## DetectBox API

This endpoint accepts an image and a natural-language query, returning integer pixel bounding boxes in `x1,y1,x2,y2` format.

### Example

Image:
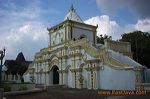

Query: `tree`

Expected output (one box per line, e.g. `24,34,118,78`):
6,60,19,75
120,31,150,68
97,34,112,44
6,61,27,76
17,62,28,76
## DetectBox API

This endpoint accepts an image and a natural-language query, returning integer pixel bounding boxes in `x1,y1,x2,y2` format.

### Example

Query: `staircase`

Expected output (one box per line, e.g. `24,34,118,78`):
48,85,67,89
69,38,100,58
69,38,130,68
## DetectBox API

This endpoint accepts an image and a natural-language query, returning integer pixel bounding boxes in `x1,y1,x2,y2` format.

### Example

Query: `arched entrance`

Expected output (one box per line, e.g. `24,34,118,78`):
52,66,59,84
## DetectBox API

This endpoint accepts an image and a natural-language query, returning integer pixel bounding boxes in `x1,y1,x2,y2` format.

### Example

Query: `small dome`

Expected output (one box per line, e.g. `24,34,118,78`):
64,5,83,23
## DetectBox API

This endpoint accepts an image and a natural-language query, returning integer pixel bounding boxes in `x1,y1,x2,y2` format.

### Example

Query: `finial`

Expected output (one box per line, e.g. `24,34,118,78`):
70,4,75,12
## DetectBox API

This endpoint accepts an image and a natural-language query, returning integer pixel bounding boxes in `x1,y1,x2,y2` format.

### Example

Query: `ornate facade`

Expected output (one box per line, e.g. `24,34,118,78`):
29,5,145,90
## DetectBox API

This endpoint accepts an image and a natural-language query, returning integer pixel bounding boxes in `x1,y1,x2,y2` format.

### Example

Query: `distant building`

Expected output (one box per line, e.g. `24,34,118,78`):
29,5,150,90
2,52,32,82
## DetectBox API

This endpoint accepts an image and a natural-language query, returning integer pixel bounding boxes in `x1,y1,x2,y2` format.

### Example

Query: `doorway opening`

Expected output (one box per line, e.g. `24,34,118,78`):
52,66,59,84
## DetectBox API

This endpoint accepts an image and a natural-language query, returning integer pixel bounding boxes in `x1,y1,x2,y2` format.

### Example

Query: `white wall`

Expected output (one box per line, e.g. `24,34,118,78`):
67,70,73,88
72,27,94,43
23,73,31,82
82,67,88,88
50,28,65,46
99,65,135,90
144,69,150,83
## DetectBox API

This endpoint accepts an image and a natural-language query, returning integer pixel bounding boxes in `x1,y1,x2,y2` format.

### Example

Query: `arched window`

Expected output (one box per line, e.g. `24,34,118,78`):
79,35,87,39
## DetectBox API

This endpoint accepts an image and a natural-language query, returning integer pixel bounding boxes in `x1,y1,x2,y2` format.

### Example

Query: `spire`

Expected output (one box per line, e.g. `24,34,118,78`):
70,4,75,12
64,5,83,23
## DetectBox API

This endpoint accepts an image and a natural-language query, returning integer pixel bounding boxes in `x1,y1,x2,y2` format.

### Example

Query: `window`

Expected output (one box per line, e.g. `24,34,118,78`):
79,35,87,39
53,41,55,45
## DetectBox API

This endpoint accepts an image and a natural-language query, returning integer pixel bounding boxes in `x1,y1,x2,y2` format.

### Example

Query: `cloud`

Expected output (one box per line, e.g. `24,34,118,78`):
135,19,150,32
84,15,150,40
1,22,48,60
1,0,150,61
0,0,59,60
127,0,150,18
96,0,150,18
84,15,122,39
96,0,124,15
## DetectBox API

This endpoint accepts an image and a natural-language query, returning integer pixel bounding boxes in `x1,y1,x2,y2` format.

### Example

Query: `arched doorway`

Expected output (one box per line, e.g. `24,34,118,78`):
52,66,59,84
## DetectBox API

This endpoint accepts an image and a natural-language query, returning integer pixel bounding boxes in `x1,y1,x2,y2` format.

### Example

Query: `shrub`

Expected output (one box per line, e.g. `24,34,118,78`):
18,86,28,91
2,84,11,92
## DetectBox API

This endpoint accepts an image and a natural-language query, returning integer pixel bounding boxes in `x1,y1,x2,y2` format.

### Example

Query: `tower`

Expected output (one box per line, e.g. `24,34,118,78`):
47,5,97,47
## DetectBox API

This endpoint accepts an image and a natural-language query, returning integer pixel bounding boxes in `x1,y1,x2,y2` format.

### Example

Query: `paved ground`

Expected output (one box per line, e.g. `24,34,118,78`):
5,87,150,99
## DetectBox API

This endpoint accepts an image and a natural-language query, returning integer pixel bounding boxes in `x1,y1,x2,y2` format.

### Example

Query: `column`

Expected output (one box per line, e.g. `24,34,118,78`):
46,72,49,86
71,72,75,88
135,67,143,90
93,71,97,89
36,73,38,84
65,72,68,86
91,70,94,89
49,71,53,86
59,72,62,85
62,72,65,85
88,72,91,89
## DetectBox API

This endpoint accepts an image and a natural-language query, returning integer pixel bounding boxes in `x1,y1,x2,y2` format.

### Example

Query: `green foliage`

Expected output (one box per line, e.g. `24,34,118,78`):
120,31,150,68
2,81,16,84
17,63,28,76
97,34,112,44
6,60,19,75
1,84,11,92
5,61,27,77
18,86,28,91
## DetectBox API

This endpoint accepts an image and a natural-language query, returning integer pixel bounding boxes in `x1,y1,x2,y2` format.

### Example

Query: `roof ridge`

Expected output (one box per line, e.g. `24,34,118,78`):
64,5,83,23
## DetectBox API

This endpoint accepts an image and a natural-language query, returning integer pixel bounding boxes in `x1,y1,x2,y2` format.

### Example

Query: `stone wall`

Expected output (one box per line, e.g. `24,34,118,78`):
104,39,132,58
10,83,35,91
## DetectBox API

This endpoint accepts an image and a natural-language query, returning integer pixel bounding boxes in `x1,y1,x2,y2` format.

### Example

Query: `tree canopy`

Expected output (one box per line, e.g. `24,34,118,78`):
5,60,27,76
97,34,112,44
5,52,29,76
97,31,150,68
120,31,150,68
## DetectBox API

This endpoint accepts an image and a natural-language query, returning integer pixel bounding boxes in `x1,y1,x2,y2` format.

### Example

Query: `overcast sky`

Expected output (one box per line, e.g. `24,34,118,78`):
0,0,150,60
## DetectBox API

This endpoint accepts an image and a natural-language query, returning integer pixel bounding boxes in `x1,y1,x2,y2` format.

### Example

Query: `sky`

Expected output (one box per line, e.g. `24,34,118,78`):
0,0,150,60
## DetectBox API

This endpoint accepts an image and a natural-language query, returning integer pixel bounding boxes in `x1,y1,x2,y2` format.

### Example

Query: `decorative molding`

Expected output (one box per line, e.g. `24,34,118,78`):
85,59,100,63
68,53,82,58
85,66,101,71
49,59,59,71
70,68,82,72
58,70,67,73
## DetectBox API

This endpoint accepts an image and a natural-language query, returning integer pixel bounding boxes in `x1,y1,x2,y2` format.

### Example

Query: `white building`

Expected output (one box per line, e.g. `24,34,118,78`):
29,5,148,90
